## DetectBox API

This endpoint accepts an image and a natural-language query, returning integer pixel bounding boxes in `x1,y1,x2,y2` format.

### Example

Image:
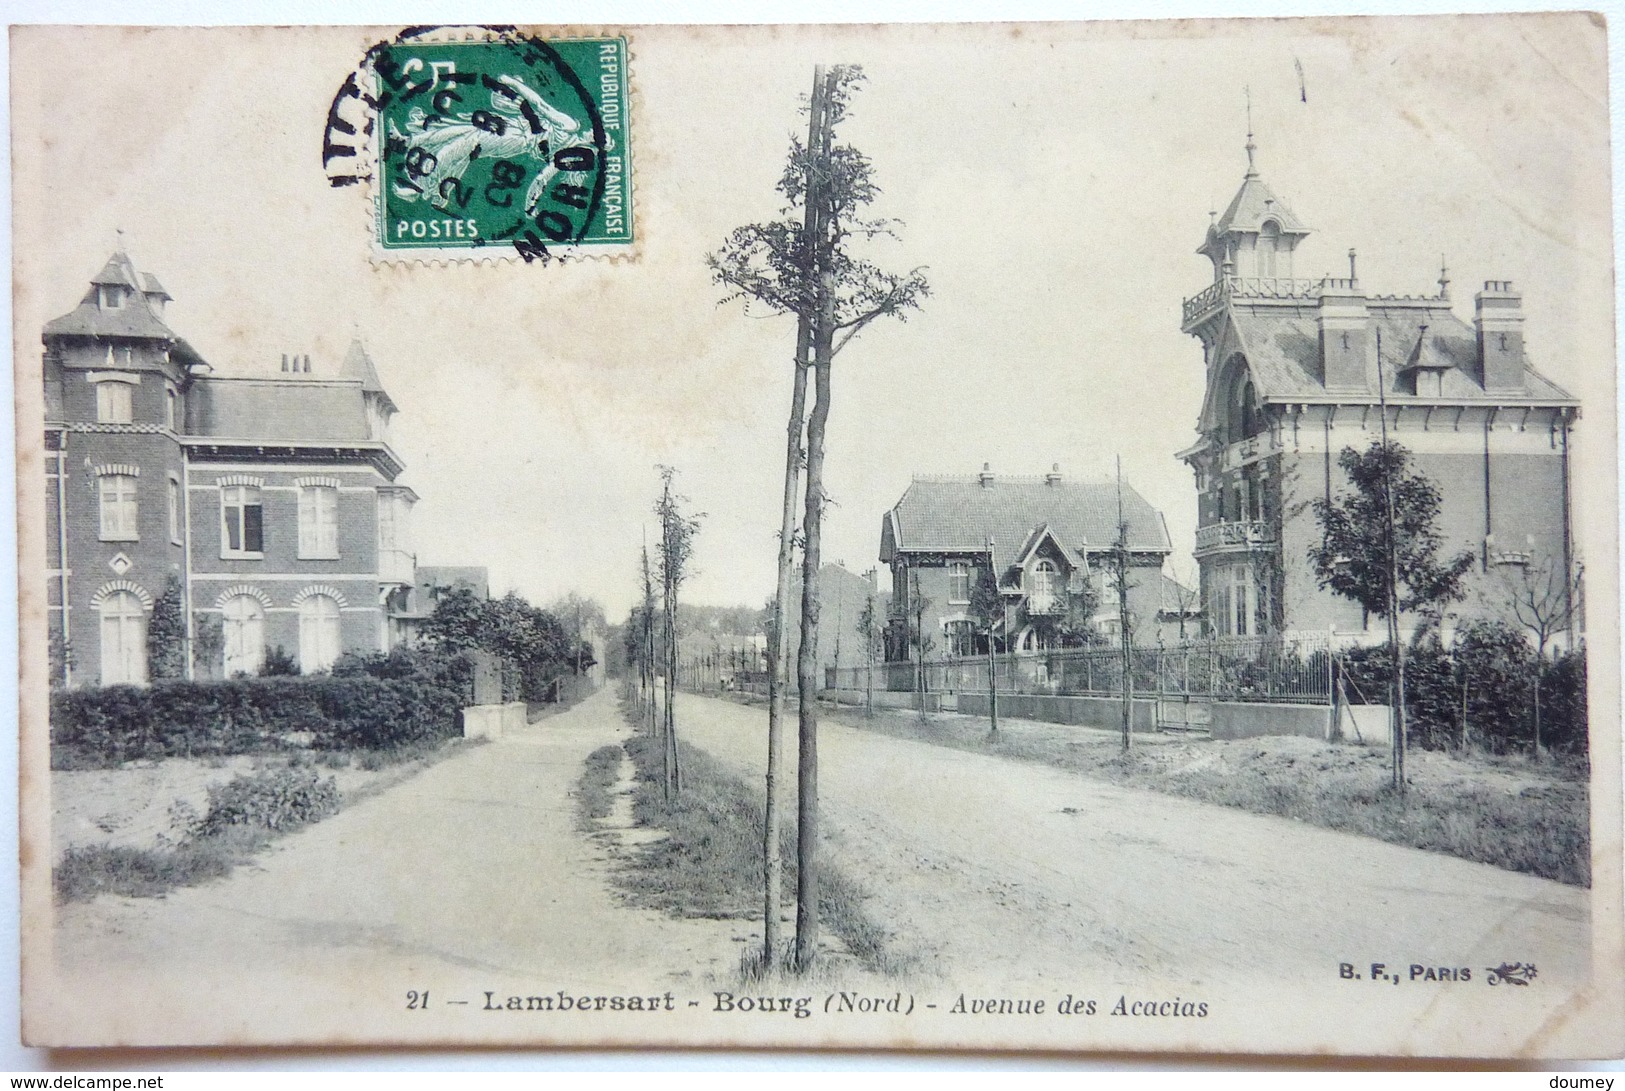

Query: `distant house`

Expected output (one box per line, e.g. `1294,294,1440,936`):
43,250,420,686
392,565,490,646
878,465,1174,661
783,562,884,677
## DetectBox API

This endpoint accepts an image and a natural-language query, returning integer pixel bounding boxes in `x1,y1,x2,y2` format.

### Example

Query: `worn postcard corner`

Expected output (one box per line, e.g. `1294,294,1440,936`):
10,14,1624,1058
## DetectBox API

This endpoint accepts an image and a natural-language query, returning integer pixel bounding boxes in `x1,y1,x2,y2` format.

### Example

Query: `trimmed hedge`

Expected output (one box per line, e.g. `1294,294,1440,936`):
50,674,463,769
1337,622,1588,757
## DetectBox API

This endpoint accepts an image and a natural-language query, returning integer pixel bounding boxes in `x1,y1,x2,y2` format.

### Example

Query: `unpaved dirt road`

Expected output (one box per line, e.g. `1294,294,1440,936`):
33,689,750,1046
674,692,1591,990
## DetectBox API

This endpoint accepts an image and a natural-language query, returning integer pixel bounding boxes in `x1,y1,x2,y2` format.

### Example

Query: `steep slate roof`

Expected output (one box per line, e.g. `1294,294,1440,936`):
187,377,371,442
1226,306,1574,403
1210,174,1309,239
341,339,398,413
44,252,186,342
416,566,490,600
882,476,1172,561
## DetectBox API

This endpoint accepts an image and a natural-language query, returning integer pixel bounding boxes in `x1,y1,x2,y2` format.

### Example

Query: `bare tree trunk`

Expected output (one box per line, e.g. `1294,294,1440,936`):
1532,652,1543,757
987,637,999,737
794,278,835,975
765,339,811,966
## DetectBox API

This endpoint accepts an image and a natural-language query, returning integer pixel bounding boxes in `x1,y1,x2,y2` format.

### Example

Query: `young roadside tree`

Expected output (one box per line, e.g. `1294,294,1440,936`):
654,466,703,800
855,591,881,718
708,64,928,973
639,543,658,735
1308,440,1474,791
909,570,936,726
1496,555,1585,754
1107,467,1138,752
967,562,1005,737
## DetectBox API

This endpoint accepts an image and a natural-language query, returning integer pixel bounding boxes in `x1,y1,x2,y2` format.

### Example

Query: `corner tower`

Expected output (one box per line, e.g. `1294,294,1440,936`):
1177,134,1580,645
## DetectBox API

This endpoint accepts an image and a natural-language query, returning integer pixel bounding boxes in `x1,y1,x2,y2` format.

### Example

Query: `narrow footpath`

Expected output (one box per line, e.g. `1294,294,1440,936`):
34,689,748,1047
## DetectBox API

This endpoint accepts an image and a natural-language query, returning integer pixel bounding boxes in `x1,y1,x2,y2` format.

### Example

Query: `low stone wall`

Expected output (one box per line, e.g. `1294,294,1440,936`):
463,701,529,740
1209,701,1330,741
1335,704,1394,747
820,689,928,711
956,692,1157,732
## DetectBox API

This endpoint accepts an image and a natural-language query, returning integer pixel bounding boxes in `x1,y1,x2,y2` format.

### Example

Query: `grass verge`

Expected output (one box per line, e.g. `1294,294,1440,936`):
576,744,621,828
55,739,472,905
805,697,1590,887
598,702,903,977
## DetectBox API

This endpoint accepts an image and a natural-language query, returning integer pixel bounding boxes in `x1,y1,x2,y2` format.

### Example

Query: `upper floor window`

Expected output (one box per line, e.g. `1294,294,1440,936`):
298,485,339,558
947,562,971,604
96,380,133,424
98,285,125,310
1030,559,1058,606
98,474,138,541
165,386,178,430
377,493,397,550
221,485,264,556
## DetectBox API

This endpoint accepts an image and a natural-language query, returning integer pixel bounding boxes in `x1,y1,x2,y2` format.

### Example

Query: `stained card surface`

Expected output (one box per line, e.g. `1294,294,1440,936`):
12,17,1621,1056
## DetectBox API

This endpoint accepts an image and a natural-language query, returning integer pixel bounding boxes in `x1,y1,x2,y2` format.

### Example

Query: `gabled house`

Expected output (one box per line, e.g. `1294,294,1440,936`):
878,465,1174,661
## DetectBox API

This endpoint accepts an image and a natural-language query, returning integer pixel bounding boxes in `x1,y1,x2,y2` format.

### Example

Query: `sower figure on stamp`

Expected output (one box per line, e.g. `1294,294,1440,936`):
390,73,611,218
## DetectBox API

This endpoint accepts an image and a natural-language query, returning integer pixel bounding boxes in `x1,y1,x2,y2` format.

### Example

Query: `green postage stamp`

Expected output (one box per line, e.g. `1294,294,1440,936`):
354,32,633,260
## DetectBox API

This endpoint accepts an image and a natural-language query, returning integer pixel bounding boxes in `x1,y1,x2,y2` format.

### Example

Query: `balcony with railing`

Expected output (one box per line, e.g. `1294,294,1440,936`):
379,547,415,587
1193,520,1276,558
1025,596,1064,616
1181,275,1327,328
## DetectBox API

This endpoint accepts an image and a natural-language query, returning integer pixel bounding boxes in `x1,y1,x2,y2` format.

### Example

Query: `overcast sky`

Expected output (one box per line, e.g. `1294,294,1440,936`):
11,15,1613,619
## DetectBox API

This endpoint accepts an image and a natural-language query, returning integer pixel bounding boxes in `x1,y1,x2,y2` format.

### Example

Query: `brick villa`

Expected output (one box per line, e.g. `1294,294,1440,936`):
43,251,421,686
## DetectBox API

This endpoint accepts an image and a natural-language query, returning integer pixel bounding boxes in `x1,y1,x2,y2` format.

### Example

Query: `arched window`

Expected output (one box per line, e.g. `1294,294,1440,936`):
298,593,341,673
99,590,147,685
1030,560,1058,610
222,594,266,677
1224,360,1261,445
1258,220,1280,279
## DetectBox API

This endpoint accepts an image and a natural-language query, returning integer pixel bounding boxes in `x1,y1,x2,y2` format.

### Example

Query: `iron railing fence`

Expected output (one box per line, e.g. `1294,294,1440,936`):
823,633,1334,705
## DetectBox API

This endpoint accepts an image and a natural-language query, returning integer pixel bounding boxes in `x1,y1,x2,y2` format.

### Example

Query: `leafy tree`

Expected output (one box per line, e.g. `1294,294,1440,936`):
147,575,187,681
709,64,927,973
551,592,607,677
1309,440,1473,789
420,588,489,654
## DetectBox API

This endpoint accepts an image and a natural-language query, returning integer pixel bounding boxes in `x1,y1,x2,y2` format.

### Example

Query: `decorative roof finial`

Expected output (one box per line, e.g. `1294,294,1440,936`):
1438,255,1450,300
1244,85,1257,178
115,227,126,253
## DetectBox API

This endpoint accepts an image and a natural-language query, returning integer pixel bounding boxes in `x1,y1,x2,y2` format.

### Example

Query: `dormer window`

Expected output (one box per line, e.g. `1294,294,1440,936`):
1257,221,1281,278
99,285,125,310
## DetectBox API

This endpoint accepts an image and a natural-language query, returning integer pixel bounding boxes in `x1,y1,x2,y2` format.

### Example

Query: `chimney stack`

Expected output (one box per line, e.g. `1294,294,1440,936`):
281,353,289,372
979,462,995,488
1475,280,1525,394
1045,463,1063,486
1318,274,1373,392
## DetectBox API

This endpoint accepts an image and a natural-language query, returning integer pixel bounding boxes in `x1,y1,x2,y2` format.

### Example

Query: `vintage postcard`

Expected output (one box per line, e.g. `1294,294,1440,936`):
12,16,1622,1057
